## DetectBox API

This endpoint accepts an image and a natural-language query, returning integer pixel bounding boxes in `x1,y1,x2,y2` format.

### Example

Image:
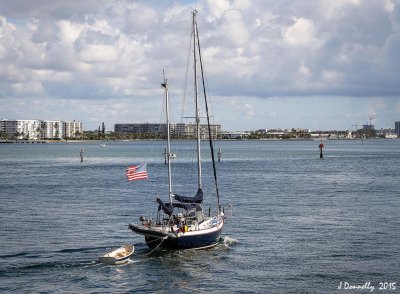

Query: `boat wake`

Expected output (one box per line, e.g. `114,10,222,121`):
220,236,238,248
0,245,136,275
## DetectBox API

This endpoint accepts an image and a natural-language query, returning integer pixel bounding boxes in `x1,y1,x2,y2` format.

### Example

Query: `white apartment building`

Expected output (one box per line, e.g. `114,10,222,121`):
64,120,83,138
43,120,64,139
175,123,221,140
0,119,82,140
0,119,42,140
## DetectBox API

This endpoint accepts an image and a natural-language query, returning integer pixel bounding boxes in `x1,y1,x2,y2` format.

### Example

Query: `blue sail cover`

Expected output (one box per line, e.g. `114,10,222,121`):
174,189,203,204
173,203,196,210
156,197,174,215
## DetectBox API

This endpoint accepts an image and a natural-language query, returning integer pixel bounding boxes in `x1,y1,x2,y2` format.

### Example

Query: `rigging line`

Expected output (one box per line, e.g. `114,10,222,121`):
139,94,163,165
176,23,195,195
154,91,167,196
181,22,193,122
166,74,176,198
146,81,169,198
162,70,177,198
204,188,216,199
194,16,221,211
202,59,216,125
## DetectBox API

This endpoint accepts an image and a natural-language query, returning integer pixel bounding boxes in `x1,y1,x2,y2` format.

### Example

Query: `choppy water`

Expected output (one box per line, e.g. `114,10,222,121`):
0,140,399,293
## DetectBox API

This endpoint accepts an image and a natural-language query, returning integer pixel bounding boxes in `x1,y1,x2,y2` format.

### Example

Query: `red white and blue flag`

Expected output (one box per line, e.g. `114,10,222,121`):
126,163,148,182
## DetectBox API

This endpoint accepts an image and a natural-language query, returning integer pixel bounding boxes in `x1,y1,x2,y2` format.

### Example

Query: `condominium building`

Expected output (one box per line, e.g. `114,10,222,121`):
114,123,171,135
0,119,42,140
64,120,83,138
0,119,82,140
115,122,221,139
175,123,221,139
44,120,64,139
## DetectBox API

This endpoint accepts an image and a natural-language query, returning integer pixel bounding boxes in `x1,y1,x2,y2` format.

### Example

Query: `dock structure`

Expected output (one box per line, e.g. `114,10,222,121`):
0,140,47,143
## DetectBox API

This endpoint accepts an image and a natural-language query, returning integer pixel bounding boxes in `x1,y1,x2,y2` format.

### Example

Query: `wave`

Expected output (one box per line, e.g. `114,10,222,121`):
0,252,28,259
58,246,110,254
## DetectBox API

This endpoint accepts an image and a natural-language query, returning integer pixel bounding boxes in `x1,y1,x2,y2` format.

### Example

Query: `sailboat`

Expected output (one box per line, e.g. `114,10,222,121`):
129,10,224,250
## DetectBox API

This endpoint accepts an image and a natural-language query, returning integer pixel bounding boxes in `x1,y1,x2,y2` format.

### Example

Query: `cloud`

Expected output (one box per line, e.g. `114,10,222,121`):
284,18,317,47
0,0,399,130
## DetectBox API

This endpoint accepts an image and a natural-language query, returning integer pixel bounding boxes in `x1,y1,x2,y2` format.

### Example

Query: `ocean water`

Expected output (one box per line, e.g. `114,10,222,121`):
0,140,399,293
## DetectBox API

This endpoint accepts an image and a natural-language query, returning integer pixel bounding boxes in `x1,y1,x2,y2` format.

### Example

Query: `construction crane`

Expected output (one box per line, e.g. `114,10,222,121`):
369,115,376,128
352,124,360,130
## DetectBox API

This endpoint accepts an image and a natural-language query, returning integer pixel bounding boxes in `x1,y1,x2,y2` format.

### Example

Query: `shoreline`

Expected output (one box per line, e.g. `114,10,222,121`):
1,137,397,144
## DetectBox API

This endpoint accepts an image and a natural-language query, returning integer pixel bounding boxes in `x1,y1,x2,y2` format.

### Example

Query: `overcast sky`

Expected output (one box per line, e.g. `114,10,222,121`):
1,0,400,131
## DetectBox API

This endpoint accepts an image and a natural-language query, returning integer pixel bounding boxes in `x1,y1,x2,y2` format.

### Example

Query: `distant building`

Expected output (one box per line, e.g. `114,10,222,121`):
64,120,83,138
0,119,82,140
114,122,221,139
363,124,375,130
114,123,171,135
175,123,221,140
220,131,247,139
377,128,397,139
395,121,400,137
0,119,42,140
43,120,64,139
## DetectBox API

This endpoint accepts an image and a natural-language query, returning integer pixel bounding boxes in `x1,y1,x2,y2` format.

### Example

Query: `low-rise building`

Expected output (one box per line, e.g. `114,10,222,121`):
377,128,398,139
0,119,82,140
115,122,221,139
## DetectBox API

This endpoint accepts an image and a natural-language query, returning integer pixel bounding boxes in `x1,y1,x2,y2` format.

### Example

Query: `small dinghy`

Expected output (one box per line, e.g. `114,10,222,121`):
99,244,134,265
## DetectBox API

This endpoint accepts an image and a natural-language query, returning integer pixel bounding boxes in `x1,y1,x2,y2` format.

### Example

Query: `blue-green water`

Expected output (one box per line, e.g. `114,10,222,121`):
0,140,399,293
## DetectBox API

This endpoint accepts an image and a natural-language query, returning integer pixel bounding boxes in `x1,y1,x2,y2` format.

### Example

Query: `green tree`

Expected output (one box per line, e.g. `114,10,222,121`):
54,122,60,139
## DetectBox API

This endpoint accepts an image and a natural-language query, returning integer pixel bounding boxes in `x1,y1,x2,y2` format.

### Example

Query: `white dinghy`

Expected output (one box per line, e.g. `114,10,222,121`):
99,244,134,265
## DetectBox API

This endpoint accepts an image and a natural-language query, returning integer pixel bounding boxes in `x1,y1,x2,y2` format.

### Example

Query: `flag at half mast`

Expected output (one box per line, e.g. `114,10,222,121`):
126,163,148,181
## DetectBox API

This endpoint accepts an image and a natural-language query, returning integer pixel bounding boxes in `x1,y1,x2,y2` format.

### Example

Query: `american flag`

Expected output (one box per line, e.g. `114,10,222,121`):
126,163,148,181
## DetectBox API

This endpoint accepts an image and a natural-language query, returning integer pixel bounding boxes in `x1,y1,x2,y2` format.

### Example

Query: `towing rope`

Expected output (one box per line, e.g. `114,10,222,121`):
144,236,168,256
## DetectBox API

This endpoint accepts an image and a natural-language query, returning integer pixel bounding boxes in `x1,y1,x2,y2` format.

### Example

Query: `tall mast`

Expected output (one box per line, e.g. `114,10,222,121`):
193,10,202,191
162,71,173,203
195,19,221,212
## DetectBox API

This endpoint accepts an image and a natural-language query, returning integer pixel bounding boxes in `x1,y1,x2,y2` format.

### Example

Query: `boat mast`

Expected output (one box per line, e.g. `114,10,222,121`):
195,12,221,212
162,71,173,203
193,10,202,191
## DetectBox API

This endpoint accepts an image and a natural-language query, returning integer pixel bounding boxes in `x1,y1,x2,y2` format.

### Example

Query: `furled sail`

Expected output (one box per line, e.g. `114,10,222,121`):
173,189,203,204
156,197,174,215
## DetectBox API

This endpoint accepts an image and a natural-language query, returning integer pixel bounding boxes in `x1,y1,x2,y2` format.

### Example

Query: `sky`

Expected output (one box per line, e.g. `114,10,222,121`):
1,0,400,131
